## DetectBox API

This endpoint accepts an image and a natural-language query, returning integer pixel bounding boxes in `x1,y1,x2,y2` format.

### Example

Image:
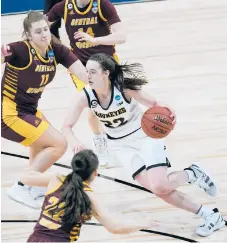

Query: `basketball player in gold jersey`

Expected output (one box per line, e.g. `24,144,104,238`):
19,150,178,242
1,11,89,209
46,0,125,166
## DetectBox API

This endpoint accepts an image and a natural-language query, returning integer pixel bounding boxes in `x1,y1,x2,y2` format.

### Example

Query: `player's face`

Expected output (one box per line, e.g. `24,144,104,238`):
29,20,51,48
86,60,109,89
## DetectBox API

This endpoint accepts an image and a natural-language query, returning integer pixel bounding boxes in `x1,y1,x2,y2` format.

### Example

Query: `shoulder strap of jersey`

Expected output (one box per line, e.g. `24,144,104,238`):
46,175,65,196
83,86,97,108
97,0,107,22
83,182,93,192
64,0,70,23
22,41,33,68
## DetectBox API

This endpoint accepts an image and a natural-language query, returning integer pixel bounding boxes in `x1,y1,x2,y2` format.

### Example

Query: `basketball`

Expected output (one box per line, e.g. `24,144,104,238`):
141,106,174,139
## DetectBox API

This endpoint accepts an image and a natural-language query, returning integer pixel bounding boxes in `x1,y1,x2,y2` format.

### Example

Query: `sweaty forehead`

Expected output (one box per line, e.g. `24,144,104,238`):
86,60,102,70
30,20,48,31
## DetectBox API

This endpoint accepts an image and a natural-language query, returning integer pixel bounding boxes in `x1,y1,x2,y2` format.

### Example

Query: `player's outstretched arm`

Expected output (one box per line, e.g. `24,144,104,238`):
87,191,164,234
62,91,88,154
68,59,88,84
126,89,176,124
125,89,158,108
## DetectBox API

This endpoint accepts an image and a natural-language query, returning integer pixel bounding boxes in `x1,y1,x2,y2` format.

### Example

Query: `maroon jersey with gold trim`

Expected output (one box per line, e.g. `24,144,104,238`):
28,179,93,242
47,0,121,64
1,41,77,114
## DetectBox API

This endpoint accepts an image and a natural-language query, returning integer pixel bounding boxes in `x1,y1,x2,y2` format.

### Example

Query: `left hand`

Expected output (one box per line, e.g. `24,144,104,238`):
74,32,97,45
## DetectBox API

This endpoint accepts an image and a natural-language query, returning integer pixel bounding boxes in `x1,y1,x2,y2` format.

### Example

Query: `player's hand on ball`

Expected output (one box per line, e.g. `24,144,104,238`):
163,105,176,126
74,32,97,45
156,103,176,126
142,106,175,138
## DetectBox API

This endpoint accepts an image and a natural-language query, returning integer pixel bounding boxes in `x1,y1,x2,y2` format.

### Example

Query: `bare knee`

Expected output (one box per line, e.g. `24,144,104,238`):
46,135,68,159
150,182,172,196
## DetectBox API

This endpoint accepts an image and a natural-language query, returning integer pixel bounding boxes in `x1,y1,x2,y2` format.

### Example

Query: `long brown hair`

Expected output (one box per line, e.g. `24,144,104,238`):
89,53,149,92
50,150,99,225
22,11,61,44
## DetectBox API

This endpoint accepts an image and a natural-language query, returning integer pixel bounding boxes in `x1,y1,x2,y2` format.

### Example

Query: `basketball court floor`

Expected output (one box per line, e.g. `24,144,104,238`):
1,0,227,241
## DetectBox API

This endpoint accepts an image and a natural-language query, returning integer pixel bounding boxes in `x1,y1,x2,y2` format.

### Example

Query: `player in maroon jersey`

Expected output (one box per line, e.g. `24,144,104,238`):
19,150,177,242
1,11,88,209
46,0,125,167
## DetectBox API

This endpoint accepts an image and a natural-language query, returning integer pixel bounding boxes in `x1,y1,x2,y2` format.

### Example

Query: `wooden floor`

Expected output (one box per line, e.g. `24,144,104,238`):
1,0,227,242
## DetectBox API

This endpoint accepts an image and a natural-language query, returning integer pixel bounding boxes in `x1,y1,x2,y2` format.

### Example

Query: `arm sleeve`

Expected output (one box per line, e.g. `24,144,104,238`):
100,0,121,25
53,43,79,68
46,0,65,22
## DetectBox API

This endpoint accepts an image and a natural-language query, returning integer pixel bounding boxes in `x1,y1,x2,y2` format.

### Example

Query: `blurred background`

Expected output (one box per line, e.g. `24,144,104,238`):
1,0,157,15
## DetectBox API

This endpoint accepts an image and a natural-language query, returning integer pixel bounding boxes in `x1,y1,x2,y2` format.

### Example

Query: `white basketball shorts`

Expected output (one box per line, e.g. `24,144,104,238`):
108,128,170,179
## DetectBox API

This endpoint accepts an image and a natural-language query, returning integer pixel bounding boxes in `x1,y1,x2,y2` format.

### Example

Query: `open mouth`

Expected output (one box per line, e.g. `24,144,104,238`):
88,81,93,85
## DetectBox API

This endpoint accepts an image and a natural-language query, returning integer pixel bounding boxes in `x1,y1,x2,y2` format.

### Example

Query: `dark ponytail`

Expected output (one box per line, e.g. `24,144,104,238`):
89,53,148,92
50,150,99,225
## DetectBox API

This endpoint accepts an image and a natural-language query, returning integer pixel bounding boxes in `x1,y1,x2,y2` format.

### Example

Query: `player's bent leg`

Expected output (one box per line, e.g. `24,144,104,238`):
29,125,67,173
135,168,201,213
156,187,225,235
8,119,67,209
146,166,173,195
26,111,55,200
135,168,226,237
145,166,201,212
139,137,211,194
28,146,47,200
8,127,67,209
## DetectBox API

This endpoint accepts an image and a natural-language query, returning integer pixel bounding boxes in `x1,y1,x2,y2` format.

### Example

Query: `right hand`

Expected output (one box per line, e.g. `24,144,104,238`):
71,139,85,154
1,45,12,58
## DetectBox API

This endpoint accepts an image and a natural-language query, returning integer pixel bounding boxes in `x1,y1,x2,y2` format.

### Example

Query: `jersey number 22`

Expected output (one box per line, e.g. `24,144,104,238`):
100,117,127,128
